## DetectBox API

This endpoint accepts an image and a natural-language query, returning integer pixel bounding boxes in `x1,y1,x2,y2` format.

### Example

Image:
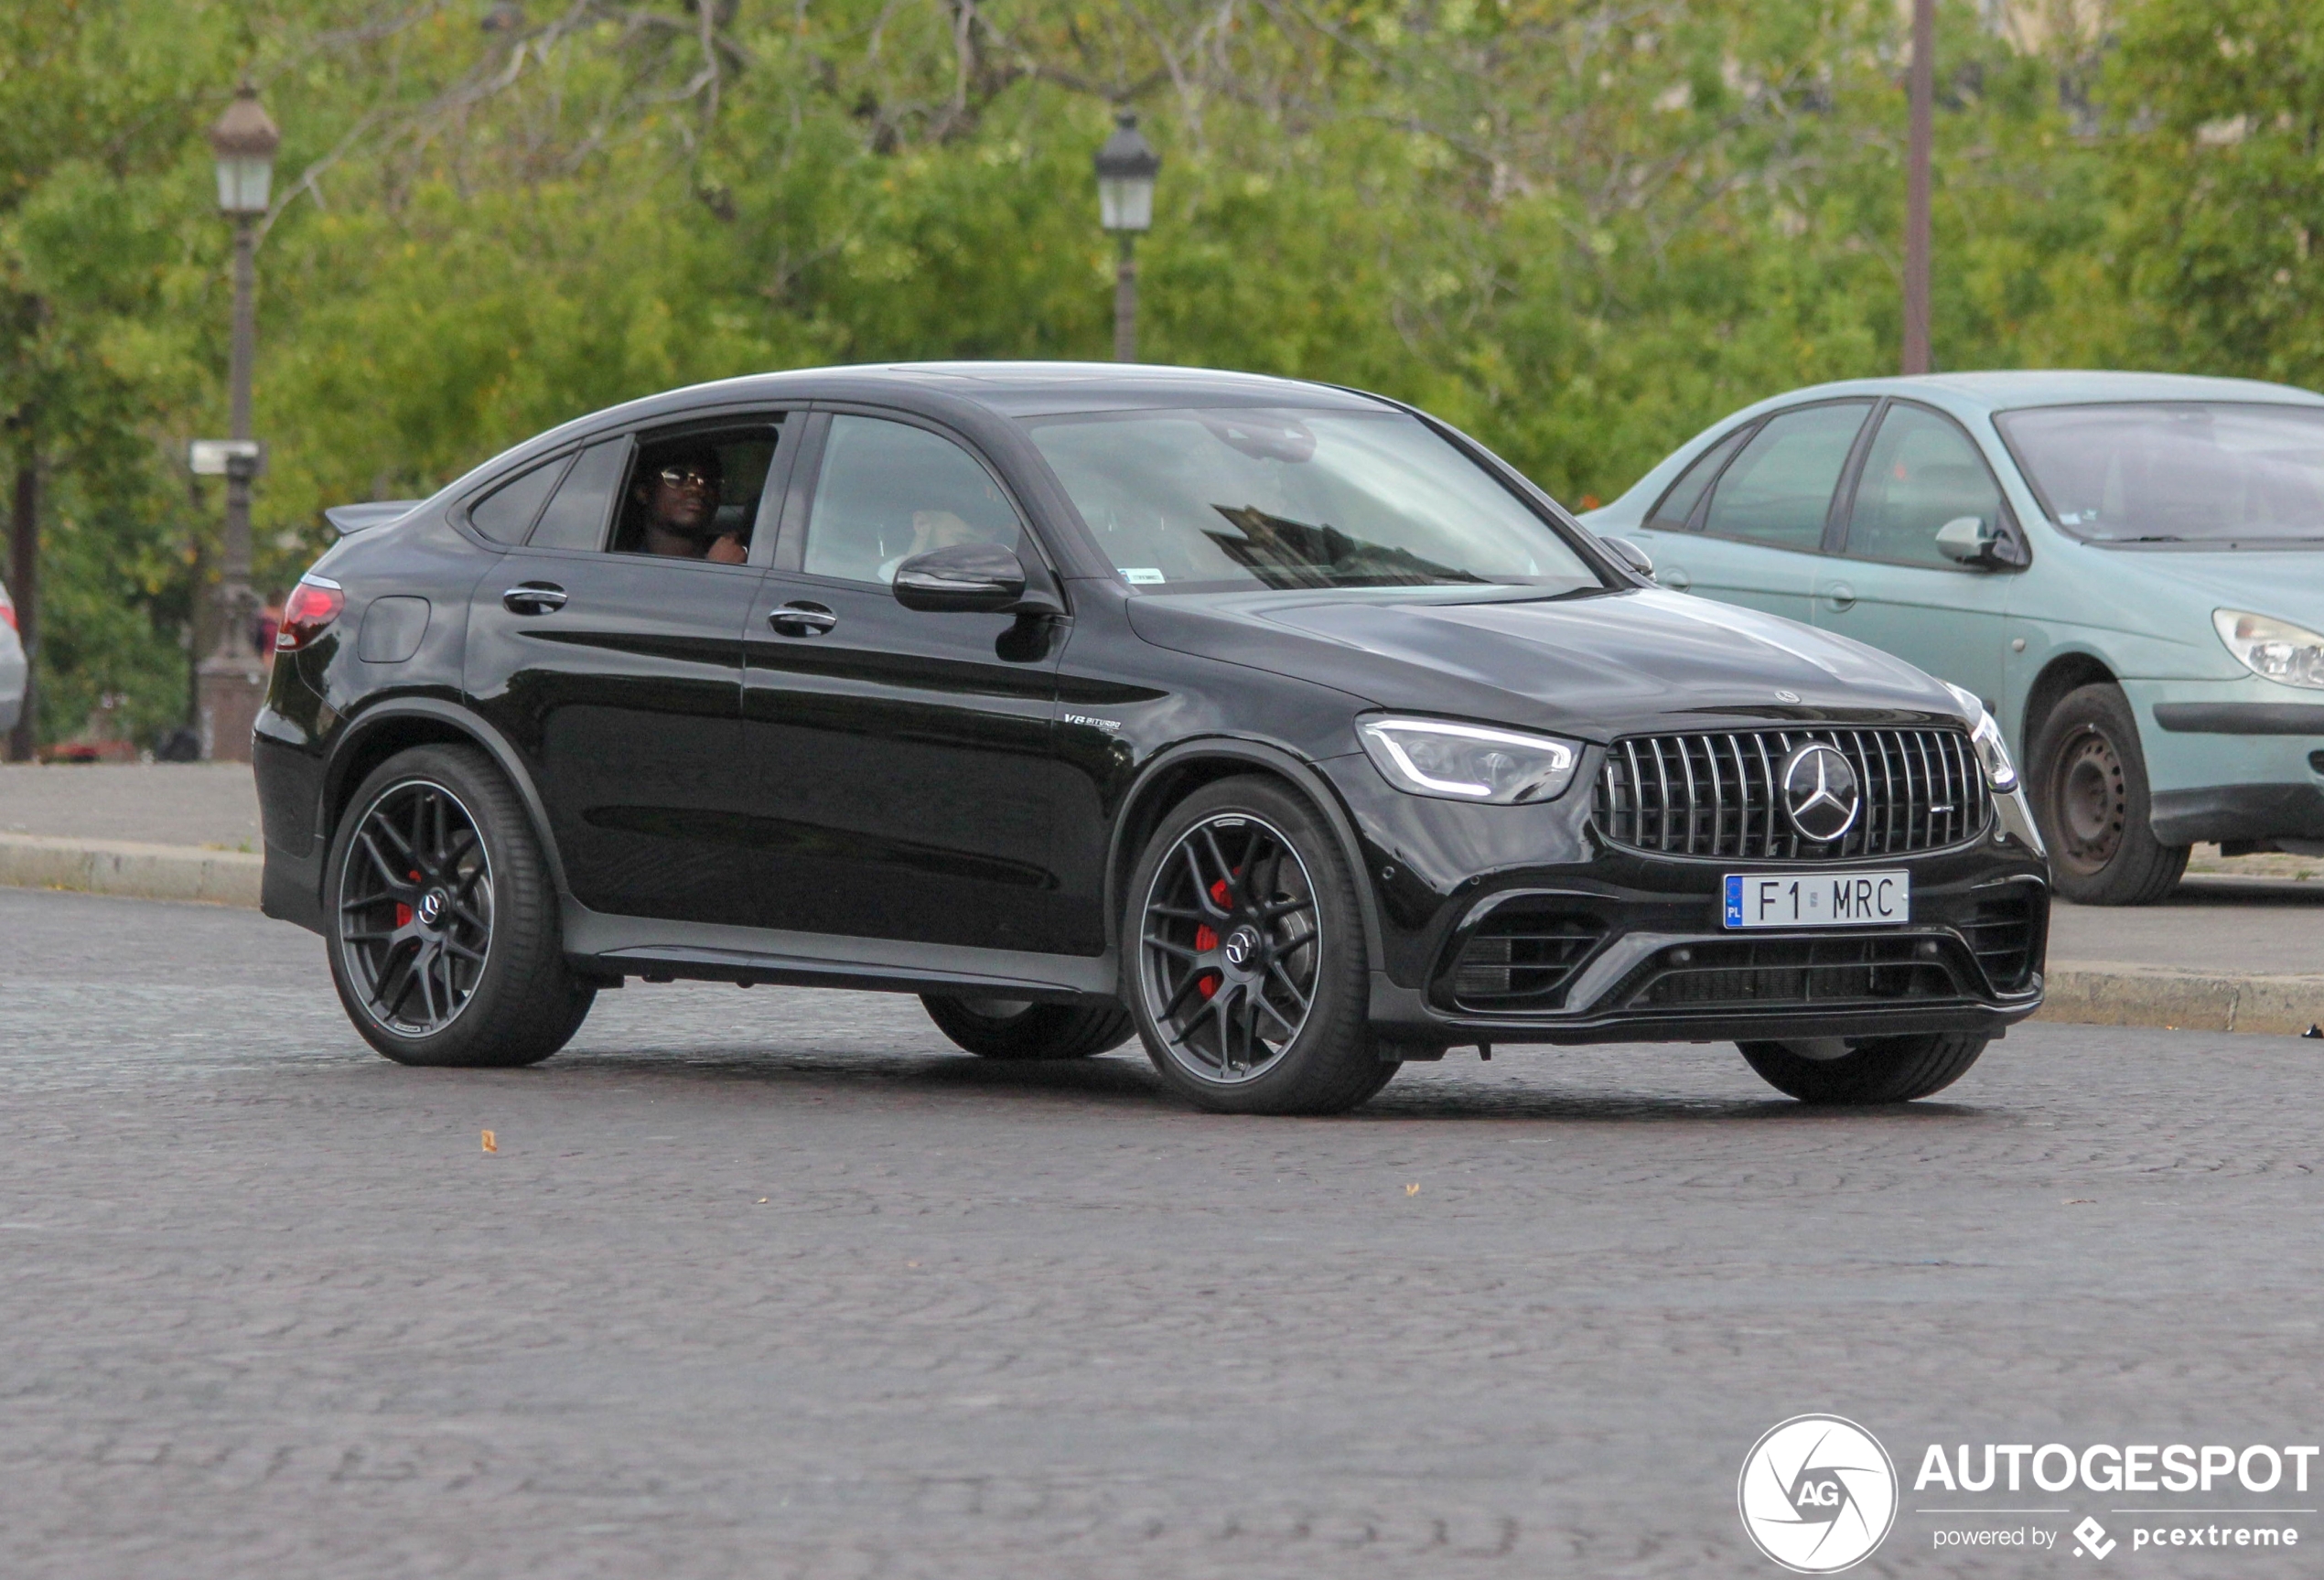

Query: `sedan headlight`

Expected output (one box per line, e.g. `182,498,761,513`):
2214,609,2324,690
1943,683,2018,791
1358,716,1581,804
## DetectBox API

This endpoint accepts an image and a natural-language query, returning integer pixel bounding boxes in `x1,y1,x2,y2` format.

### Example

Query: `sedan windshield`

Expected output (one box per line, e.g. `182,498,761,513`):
1996,402,2324,543
1022,406,1603,593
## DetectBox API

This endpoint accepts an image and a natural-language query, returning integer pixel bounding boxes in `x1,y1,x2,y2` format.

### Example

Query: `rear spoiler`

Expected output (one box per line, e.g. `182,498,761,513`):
323,500,424,536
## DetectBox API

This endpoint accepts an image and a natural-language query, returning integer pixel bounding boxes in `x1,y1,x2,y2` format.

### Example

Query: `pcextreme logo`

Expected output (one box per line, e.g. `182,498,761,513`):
1738,1415,1899,1574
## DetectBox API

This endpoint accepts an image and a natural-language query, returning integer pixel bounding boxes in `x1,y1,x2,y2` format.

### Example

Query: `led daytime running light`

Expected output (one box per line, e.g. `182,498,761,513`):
1358,717,1580,804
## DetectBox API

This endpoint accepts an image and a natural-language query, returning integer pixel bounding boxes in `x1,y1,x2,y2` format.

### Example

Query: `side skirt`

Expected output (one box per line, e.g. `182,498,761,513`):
562,902,1119,1002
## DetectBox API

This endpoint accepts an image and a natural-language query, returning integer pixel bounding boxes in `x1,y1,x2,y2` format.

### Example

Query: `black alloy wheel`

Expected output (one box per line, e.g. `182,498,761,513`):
1126,778,1395,1115
338,779,493,1037
2030,682,2188,905
920,994,1135,1060
1737,1032,1989,1104
326,744,595,1068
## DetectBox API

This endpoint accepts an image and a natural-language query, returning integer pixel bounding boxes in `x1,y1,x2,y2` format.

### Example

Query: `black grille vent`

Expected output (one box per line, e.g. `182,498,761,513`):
1447,907,1605,1011
1612,936,1965,1011
1962,891,2039,993
1595,726,1989,860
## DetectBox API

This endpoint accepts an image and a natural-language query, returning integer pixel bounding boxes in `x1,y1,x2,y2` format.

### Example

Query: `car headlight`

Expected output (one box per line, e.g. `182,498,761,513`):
1358,716,1581,804
2214,609,2324,690
1942,683,2018,792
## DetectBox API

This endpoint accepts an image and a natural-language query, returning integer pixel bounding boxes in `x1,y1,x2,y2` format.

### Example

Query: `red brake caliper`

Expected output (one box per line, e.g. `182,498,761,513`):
1193,876,1233,998
395,869,419,929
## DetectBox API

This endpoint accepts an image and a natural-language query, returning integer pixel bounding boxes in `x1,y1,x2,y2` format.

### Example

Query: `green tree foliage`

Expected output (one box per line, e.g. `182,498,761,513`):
0,0,2292,748
2106,0,2324,382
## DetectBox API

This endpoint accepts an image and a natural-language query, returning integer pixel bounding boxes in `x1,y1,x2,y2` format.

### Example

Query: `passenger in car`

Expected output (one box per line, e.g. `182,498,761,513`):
633,446,747,563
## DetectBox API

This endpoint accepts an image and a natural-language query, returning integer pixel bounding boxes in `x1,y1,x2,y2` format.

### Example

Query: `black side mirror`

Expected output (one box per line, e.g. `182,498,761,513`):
892,542,1056,615
1600,534,1655,581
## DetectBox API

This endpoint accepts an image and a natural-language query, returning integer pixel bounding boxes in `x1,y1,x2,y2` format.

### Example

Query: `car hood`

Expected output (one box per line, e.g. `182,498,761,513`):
1126,586,1966,740
2107,546,2324,624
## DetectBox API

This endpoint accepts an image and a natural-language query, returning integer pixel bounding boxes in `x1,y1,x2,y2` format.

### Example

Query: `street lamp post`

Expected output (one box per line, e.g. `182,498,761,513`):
1900,0,1934,375
198,84,279,762
1094,113,1159,363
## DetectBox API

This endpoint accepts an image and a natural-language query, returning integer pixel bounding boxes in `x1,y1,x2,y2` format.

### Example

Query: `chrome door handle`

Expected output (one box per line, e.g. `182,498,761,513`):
502,584,567,615
769,601,837,637
1822,581,1856,612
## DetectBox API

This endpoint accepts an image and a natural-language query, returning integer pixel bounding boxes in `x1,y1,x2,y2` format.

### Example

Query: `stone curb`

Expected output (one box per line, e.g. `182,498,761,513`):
4,836,2319,1037
2035,962,2324,1038
0,833,264,909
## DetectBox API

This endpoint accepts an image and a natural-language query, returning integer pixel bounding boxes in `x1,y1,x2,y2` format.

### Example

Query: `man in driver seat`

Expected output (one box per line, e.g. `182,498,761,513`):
634,445,747,563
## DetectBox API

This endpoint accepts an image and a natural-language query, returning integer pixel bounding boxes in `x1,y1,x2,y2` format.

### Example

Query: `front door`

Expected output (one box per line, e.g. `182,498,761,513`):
1813,401,2020,709
738,412,1071,951
464,420,789,925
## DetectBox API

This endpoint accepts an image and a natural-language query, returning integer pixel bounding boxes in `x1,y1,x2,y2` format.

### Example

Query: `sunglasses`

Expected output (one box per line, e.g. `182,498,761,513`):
657,465,716,489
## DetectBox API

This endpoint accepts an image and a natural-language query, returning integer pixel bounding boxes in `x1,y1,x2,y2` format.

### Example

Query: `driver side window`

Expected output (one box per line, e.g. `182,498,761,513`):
802,415,1023,585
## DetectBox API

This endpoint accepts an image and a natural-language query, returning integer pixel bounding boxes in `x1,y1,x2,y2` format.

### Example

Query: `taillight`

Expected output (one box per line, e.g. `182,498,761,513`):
278,575,345,650
0,601,15,634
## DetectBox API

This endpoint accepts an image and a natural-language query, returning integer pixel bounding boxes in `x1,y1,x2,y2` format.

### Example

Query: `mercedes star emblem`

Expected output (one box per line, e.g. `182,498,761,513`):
1780,743,1861,844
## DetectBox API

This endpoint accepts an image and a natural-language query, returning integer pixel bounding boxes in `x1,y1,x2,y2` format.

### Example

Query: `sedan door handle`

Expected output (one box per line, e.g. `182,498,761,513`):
502,583,567,616
1821,581,1856,612
769,600,837,638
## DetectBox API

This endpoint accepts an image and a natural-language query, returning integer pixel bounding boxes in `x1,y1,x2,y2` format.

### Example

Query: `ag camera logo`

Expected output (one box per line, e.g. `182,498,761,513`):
1738,1414,1899,1573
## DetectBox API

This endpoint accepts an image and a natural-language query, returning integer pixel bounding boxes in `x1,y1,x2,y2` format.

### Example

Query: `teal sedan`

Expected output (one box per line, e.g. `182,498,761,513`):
1582,371,2324,905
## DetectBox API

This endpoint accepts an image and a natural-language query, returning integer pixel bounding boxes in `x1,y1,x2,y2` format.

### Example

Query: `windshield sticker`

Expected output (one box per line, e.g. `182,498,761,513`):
1120,567,1167,585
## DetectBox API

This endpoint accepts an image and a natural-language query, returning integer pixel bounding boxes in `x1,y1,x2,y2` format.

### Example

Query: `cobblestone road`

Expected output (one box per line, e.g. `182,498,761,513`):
5,887,2319,1578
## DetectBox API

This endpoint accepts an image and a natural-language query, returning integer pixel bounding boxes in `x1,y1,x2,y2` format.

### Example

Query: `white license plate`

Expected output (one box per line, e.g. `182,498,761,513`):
1723,870,1910,930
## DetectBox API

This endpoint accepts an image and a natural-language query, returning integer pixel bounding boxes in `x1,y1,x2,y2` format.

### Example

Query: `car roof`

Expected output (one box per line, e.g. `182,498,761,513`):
597,361,1397,424
1584,368,2324,524
425,361,1408,525
1744,369,2324,415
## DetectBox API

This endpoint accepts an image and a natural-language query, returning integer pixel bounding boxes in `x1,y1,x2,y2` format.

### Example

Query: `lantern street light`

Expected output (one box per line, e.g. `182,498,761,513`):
198,83,279,762
1094,112,1160,362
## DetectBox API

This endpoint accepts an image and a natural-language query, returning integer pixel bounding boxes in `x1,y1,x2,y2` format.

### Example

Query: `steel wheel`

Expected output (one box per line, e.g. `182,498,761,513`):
336,779,493,1037
2050,723,2126,877
1137,812,1320,1086
2028,682,2186,905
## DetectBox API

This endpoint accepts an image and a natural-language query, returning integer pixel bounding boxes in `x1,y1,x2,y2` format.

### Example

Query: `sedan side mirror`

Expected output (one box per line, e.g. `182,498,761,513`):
1934,515,2026,569
892,542,1055,615
1600,534,1655,582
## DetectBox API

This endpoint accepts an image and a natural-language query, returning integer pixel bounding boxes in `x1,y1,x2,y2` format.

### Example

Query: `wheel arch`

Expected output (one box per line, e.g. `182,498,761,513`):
320,701,571,900
1103,740,1386,973
2021,650,2118,756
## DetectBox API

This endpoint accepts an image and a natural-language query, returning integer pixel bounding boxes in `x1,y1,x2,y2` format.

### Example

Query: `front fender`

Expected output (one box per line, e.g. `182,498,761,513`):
1103,737,1388,978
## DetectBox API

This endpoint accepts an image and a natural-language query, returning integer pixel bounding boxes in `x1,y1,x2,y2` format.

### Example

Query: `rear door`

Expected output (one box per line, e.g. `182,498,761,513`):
464,417,794,925
1680,400,1875,625
1813,400,2021,707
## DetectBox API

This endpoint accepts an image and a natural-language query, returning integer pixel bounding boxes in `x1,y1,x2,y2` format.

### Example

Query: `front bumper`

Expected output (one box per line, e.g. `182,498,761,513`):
1320,755,2050,1048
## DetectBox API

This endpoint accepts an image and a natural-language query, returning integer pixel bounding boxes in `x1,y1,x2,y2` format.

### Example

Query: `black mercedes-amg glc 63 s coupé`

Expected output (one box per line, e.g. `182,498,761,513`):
253,363,2049,1114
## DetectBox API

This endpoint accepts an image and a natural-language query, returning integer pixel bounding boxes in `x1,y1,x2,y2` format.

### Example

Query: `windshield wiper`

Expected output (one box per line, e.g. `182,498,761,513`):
2097,533,2188,543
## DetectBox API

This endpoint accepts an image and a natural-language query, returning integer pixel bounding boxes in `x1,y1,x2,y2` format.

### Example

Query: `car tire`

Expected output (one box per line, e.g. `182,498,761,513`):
2030,682,2188,905
1737,1033,1988,1104
325,744,594,1068
1124,776,1394,1116
921,994,1135,1060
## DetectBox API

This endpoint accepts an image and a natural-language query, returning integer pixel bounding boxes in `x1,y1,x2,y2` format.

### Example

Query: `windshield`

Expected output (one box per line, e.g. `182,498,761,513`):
1995,402,2324,543
1022,406,1603,593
